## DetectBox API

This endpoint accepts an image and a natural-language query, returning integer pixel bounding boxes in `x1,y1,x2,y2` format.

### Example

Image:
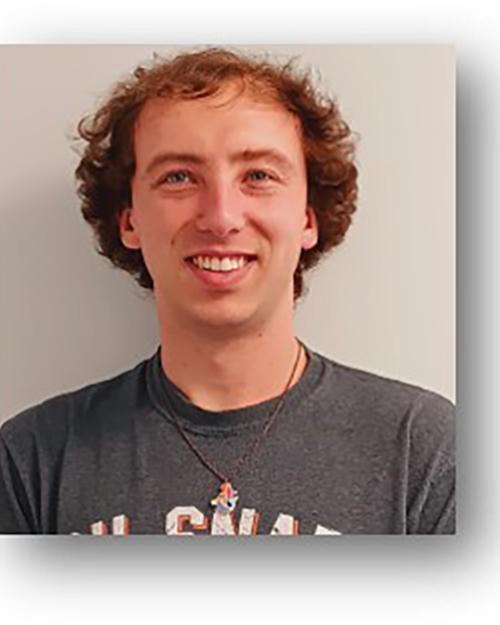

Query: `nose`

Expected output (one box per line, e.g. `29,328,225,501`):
194,177,245,238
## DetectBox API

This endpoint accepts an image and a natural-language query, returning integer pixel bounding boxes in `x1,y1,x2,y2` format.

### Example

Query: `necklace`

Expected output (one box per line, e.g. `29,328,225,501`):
165,339,304,516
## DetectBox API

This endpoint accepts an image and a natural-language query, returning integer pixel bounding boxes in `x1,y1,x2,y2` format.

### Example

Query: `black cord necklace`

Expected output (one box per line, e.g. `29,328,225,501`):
164,339,304,515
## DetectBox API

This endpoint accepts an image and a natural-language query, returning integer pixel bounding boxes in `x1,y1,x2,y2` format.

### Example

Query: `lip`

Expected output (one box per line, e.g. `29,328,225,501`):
185,257,256,290
184,250,257,260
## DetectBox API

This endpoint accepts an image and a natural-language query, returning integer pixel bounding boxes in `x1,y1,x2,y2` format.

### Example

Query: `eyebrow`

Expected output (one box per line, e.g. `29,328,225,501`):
144,148,297,176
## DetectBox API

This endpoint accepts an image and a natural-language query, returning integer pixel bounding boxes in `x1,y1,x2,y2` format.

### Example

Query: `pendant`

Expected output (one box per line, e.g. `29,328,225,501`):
210,481,239,514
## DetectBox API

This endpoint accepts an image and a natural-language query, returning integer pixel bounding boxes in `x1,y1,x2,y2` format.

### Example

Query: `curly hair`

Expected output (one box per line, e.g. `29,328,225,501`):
74,47,358,302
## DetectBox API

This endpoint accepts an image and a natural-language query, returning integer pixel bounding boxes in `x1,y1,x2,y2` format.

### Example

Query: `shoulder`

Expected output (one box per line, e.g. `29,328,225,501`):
0,353,154,456
309,350,455,527
308,348,455,443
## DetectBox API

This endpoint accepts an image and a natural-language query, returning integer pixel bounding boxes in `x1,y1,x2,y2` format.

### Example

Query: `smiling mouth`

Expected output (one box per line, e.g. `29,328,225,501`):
183,253,258,289
185,254,258,273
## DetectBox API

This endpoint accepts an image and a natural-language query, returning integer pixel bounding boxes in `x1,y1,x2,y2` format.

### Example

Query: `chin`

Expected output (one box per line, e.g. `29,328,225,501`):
187,299,260,332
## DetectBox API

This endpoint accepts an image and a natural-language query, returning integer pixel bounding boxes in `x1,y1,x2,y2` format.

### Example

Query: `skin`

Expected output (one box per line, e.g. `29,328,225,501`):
119,83,318,411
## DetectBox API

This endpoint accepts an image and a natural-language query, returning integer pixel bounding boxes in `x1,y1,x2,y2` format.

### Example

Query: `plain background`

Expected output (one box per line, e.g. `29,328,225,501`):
0,44,455,424
0,0,498,624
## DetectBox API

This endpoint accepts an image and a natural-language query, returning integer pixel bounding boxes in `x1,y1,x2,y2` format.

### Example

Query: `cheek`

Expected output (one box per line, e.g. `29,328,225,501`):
263,217,306,270
267,196,309,241
132,180,188,232
137,198,191,250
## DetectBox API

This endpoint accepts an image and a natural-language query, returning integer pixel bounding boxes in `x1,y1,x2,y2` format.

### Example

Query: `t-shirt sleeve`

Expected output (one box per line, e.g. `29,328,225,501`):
0,431,37,534
405,391,456,534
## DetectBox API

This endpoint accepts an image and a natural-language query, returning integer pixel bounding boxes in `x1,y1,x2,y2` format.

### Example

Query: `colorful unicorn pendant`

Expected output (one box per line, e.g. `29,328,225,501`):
210,481,239,515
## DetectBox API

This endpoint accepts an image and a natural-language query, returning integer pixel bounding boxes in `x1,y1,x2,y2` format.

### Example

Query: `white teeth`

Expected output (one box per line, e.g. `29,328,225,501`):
190,255,252,272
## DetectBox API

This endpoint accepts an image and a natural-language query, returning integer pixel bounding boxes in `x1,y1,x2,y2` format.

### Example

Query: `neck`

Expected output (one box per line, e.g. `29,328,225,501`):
157,306,307,412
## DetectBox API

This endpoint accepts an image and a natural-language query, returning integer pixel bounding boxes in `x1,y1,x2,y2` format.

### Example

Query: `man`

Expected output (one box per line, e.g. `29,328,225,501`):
0,48,455,535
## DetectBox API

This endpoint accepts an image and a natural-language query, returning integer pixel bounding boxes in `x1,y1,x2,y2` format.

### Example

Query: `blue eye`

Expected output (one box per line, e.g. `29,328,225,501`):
247,170,271,182
161,170,193,185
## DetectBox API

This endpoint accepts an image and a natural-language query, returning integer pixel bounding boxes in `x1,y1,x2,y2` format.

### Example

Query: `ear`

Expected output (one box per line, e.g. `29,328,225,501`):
118,207,141,250
301,205,319,251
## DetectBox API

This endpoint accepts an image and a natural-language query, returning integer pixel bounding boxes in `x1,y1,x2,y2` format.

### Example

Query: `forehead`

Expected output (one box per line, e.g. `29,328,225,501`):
133,85,305,164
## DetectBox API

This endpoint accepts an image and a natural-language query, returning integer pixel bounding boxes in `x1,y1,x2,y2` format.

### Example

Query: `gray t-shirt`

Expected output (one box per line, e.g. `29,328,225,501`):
0,344,455,535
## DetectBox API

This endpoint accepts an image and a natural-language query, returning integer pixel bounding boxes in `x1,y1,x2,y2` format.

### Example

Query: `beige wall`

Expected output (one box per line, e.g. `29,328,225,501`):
0,45,455,423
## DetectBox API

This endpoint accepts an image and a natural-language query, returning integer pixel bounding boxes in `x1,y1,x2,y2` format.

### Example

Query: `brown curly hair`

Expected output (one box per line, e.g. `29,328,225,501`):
75,47,358,302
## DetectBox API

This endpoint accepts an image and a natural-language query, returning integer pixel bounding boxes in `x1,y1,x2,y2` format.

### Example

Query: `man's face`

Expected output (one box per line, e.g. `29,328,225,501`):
119,83,318,334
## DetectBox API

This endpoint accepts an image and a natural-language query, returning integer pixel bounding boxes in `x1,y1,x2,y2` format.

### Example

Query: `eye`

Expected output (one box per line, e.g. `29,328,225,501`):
246,169,273,183
158,170,195,186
